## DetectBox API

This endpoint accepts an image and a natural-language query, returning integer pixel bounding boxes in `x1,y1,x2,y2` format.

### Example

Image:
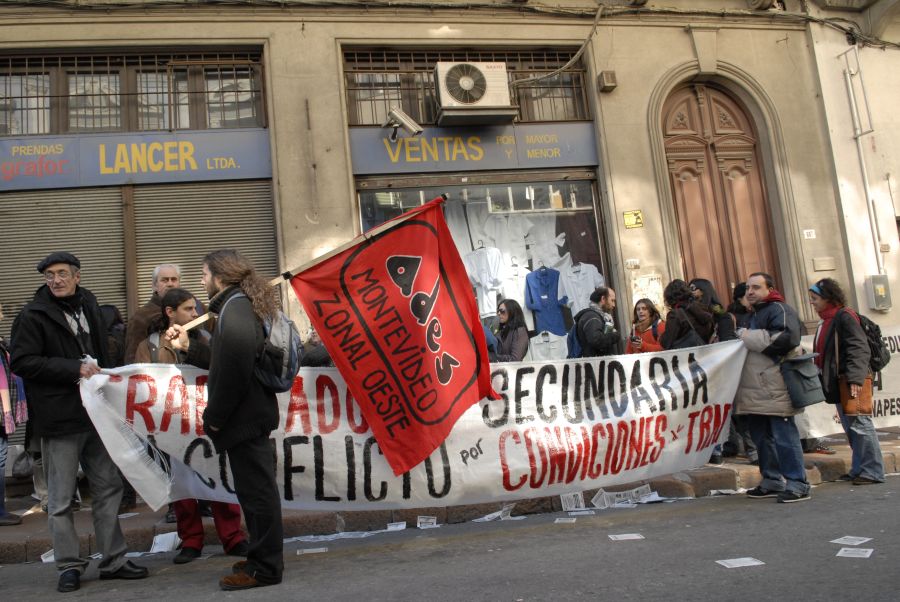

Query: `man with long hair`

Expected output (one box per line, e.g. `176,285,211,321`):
167,249,283,590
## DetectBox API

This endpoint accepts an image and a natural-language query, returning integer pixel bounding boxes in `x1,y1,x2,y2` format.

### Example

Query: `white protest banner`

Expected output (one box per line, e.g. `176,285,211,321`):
799,327,900,438
81,341,747,511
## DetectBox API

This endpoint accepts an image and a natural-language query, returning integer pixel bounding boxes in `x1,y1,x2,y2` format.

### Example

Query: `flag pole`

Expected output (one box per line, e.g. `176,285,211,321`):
178,194,447,332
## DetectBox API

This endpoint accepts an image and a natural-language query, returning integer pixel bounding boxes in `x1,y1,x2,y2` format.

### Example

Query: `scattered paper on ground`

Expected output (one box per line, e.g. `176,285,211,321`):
608,533,644,541
831,536,872,546
837,548,874,558
554,517,577,524
297,547,328,555
89,552,103,559
560,492,585,511
41,549,55,563
149,531,181,553
592,485,661,509
386,522,407,531
716,557,765,568
118,512,139,519
417,516,439,529
568,510,595,516
708,488,748,496
284,531,376,543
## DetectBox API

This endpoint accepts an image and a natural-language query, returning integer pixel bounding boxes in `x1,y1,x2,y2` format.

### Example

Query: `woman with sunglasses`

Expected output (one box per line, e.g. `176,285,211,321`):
626,298,665,354
491,299,529,362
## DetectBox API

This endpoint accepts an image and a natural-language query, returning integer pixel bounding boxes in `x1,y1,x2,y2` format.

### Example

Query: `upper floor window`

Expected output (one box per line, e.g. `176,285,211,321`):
343,48,590,126
0,50,265,136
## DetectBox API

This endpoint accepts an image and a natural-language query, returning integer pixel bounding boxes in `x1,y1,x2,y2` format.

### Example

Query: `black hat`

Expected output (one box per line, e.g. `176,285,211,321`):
37,251,81,273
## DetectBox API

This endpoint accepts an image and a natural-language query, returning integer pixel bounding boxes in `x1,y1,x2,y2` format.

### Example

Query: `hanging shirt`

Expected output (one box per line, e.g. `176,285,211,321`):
484,214,534,267
560,262,605,315
463,246,504,318
499,264,534,330
525,267,568,336
529,331,568,362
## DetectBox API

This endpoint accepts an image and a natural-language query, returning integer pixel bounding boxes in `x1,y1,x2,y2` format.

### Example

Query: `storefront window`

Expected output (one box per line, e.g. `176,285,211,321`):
0,74,50,135
359,177,606,360
68,73,121,131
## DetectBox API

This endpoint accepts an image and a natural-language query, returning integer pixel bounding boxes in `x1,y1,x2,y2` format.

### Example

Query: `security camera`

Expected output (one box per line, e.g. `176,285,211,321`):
382,107,424,141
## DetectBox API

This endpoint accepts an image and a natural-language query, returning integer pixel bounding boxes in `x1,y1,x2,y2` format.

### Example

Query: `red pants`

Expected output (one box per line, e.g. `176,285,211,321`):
173,499,245,552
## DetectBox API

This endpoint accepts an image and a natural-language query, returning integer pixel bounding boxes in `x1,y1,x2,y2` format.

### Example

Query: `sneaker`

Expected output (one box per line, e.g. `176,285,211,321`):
173,546,202,564
777,491,810,503
226,540,249,557
708,453,724,465
852,476,883,485
57,569,80,593
0,513,23,526
746,486,779,499
813,444,837,455
837,473,855,482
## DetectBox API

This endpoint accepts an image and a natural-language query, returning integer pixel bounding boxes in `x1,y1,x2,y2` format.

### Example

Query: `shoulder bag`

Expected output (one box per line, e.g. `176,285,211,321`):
780,352,826,409
669,309,705,349
835,328,874,416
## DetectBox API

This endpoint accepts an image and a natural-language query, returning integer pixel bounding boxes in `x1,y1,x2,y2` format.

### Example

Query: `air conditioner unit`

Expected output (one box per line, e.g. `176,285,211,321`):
434,62,518,126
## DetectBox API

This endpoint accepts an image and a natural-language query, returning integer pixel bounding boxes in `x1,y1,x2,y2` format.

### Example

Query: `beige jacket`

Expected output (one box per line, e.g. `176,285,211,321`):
734,329,802,417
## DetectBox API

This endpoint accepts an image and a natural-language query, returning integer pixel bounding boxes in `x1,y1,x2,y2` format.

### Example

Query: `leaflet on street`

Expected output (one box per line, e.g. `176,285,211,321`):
830,536,872,546
715,557,765,568
608,533,644,541
836,548,874,558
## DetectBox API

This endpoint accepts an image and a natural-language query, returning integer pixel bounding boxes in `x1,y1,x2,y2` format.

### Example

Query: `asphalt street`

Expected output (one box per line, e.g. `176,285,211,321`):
1,477,896,601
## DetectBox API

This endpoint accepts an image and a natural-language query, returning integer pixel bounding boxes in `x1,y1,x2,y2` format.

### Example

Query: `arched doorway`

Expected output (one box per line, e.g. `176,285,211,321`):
662,83,779,301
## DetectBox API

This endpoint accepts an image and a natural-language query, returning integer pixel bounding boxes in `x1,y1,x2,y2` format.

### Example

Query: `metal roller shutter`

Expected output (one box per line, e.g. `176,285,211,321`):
132,180,279,305
0,187,126,340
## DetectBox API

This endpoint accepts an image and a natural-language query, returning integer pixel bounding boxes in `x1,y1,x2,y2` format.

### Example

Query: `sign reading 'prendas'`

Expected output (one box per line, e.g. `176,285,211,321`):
0,129,271,191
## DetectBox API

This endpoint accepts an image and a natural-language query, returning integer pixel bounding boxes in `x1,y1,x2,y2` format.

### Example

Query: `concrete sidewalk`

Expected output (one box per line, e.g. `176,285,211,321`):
2,430,897,565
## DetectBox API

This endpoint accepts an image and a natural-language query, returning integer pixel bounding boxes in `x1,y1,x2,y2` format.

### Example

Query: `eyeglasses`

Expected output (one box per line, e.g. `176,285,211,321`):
497,308,507,315
43,269,73,282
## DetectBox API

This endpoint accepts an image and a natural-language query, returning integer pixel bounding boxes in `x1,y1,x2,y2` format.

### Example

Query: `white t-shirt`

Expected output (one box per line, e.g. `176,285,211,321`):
561,263,605,315
463,246,504,318
499,265,534,330
529,331,568,362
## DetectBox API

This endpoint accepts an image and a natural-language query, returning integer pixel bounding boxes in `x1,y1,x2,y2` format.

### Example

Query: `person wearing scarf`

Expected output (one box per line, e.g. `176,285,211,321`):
734,272,810,503
1,303,28,526
809,278,884,485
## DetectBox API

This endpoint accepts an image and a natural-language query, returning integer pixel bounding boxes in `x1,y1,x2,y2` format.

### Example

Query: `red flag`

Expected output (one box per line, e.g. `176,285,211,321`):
290,197,499,475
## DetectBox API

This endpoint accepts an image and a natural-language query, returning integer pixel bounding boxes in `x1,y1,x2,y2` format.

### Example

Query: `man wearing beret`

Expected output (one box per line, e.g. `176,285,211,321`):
11,252,149,592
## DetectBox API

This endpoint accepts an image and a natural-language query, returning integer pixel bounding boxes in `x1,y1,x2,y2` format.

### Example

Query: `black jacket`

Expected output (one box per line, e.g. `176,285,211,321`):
816,309,871,404
575,306,621,357
10,286,110,438
660,302,715,349
187,286,278,453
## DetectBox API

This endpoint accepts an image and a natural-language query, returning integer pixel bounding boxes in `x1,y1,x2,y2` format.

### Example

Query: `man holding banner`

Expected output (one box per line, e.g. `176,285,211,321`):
735,272,811,504
168,250,283,591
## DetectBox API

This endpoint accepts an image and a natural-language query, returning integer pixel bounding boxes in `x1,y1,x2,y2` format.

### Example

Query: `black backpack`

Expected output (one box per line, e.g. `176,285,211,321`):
857,313,891,373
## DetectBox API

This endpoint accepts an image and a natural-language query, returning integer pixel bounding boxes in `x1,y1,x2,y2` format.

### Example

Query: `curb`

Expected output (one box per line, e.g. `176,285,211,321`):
1,446,895,565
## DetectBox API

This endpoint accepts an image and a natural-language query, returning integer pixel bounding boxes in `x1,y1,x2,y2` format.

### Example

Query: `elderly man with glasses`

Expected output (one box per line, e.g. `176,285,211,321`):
10,252,149,592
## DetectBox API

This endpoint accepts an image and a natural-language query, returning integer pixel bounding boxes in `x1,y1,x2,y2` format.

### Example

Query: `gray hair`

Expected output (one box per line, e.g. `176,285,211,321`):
152,263,181,283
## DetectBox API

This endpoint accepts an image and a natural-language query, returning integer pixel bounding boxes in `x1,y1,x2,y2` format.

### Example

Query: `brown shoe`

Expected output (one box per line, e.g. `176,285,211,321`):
220,571,262,591
852,476,883,485
232,560,248,574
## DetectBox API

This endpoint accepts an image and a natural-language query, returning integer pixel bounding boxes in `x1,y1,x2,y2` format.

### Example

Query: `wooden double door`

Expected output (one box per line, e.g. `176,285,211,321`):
662,84,779,302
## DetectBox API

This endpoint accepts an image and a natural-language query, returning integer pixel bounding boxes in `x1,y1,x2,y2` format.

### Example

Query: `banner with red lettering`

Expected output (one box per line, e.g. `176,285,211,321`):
82,341,757,512
289,198,498,475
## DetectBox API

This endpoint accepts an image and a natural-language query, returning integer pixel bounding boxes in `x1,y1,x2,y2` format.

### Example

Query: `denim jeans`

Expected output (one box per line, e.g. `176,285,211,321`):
44,431,127,574
836,404,885,481
746,414,810,496
0,435,7,516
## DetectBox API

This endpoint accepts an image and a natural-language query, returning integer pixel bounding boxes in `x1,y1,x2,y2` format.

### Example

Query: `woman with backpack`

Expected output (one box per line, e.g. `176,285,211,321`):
626,298,666,354
809,278,885,485
136,288,250,562
659,279,715,350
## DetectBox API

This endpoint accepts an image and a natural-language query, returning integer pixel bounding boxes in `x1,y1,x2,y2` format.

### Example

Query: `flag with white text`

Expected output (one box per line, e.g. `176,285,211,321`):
290,198,499,474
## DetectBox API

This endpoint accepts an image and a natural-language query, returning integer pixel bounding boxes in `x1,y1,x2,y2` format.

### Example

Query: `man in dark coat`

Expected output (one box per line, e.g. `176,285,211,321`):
574,286,622,357
11,252,149,592
167,249,283,591
123,263,182,364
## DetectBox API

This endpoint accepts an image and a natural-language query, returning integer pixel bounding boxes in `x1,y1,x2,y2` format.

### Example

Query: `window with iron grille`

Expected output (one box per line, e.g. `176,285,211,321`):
0,50,265,136
343,48,589,126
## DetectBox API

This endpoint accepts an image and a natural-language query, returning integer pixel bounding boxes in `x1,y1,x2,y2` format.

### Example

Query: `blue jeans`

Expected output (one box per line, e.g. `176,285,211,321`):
746,414,810,496
836,404,885,481
0,435,7,515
